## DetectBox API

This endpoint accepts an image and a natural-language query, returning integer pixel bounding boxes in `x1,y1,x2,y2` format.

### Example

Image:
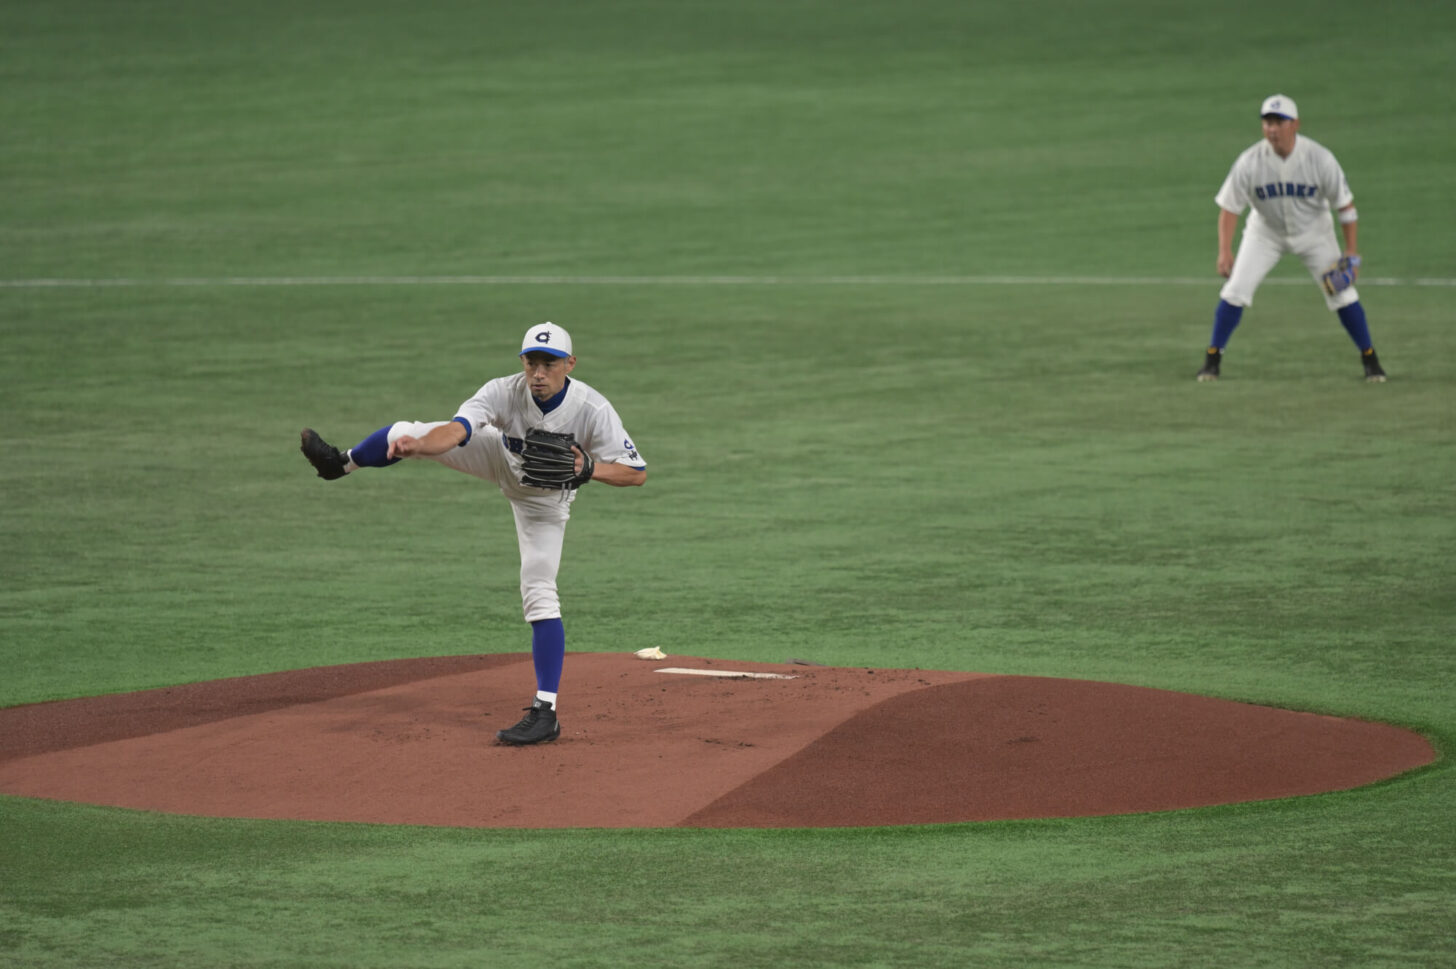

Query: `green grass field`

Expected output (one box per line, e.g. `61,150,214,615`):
3,1,1454,966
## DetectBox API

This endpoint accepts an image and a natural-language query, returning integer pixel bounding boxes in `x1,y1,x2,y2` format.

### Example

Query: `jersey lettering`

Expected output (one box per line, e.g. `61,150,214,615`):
1255,182,1319,201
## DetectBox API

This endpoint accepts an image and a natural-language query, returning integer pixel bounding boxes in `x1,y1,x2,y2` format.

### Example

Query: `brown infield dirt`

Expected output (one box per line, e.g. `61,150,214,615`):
0,652,1435,829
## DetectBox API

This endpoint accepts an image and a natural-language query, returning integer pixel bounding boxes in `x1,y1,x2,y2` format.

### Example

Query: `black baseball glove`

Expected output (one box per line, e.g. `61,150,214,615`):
520,428,594,490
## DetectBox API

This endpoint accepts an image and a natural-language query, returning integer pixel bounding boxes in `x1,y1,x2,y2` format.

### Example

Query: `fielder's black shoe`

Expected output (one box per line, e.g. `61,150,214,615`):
496,698,560,745
1196,348,1222,382
1362,348,1387,383
300,428,349,480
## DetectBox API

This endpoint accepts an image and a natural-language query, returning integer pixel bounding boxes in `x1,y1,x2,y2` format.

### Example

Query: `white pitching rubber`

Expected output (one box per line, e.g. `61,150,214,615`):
654,667,797,680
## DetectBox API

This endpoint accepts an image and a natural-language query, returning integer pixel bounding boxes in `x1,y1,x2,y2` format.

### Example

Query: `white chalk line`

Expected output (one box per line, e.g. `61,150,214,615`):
0,275,1452,289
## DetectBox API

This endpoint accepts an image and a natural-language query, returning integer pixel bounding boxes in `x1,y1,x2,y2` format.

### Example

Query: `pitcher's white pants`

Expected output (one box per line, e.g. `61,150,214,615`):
1220,224,1360,311
388,420,572,623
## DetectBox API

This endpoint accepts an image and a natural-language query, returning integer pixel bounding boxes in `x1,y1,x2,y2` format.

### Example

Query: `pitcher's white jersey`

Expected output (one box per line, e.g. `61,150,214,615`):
1215,135,1354,239
455,373,646,479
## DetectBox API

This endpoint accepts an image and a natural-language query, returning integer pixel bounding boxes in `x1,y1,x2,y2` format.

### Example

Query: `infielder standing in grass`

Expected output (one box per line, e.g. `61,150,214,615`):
300,322,647,745
1197,94,1386,382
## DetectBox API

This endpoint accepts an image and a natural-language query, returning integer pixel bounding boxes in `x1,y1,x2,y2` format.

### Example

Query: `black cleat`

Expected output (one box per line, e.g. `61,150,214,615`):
1362,349,1387,383
496,698,560,745
300,428,349,480
1196,348,1222,382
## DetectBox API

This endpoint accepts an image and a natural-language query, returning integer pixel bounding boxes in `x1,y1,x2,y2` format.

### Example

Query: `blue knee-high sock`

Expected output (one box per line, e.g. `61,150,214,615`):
1336,302,1373,352
530,618,565,694
349,426,401,468
1209,300,1244,349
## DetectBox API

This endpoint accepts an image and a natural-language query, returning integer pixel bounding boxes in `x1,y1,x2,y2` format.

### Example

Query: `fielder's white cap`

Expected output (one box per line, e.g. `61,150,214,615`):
1260,94,1298,120
520,321,573,358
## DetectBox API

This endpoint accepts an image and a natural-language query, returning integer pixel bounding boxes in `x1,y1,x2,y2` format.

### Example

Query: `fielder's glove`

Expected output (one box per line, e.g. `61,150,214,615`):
520,428,594,490
1320,255,1361,296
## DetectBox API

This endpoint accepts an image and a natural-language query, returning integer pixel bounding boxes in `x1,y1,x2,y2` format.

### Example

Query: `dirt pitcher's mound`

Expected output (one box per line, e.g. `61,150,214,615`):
0,653,1435,828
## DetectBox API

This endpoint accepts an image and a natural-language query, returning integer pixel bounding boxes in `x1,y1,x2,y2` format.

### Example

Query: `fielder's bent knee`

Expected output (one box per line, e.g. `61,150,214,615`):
1324,286,1360,311
1217,287,1252,309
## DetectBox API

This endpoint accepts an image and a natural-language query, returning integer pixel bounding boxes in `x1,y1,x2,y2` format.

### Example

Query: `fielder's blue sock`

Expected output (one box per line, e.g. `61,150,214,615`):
1336,302,1373,352
349,426,401,468
531,618,565,694
1209,300,1244,349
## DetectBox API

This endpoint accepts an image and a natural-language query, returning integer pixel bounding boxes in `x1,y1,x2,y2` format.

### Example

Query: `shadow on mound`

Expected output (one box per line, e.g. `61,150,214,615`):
685,676,1436,827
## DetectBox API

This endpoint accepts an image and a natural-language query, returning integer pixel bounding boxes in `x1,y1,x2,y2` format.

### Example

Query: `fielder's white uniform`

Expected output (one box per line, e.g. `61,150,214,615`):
1216,134,1359,311
388,374,645,622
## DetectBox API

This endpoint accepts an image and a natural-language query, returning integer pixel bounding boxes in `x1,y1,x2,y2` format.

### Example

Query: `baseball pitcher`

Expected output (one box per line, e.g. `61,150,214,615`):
300,322,647,745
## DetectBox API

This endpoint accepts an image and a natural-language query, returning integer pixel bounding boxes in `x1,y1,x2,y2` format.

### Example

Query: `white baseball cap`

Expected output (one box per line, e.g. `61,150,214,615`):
520,321,573,358
1260,94,1298,120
